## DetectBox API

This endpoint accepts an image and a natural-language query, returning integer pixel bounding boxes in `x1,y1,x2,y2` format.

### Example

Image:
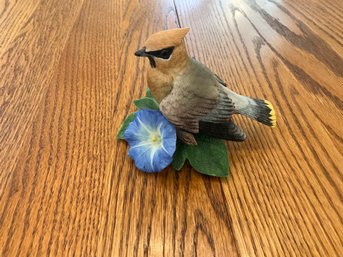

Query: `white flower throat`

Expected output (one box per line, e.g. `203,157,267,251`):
150,133,162,144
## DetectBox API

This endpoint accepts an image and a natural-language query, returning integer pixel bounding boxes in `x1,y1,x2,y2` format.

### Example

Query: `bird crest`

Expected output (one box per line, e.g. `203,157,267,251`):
144,28,190,51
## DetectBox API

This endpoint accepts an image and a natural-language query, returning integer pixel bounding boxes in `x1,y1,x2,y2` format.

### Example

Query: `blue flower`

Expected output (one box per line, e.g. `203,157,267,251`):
124,110,177,172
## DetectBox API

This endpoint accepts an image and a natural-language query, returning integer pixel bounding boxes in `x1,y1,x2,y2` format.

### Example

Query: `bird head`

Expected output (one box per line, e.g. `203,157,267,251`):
135,28,190,72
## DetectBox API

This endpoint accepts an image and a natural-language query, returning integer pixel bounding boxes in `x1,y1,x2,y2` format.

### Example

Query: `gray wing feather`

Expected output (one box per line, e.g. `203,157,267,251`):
159,87,217,133
160,60,235,134
202,87,235,123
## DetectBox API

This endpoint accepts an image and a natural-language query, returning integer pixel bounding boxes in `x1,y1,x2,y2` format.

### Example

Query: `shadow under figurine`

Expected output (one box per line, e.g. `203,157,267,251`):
135,27,276,145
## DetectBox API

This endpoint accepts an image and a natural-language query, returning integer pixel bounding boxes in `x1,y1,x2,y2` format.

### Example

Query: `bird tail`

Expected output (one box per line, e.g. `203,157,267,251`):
225,87,276,127
237,97,276,127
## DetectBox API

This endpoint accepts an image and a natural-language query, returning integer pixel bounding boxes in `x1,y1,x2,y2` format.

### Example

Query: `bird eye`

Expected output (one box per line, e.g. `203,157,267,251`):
161,49,169,58
158,47,174,59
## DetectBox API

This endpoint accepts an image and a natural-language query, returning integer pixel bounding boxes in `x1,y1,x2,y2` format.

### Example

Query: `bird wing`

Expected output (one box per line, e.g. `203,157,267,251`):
159,61,235,134
159,86,216,133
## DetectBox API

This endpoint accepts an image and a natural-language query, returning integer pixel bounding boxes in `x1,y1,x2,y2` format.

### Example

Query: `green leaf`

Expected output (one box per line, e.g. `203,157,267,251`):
172,135,229,177
145,88,153,98
172,141,187,170
117,112,136,139
134,97,159,110
187,135,229,177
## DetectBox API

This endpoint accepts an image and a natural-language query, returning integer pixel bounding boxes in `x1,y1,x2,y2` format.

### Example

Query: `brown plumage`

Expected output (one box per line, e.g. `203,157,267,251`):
145,28,190,52
135,28,276,145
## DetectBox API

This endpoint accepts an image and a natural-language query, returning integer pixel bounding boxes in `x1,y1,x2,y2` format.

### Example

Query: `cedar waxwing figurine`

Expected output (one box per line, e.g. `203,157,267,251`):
135,28,276,145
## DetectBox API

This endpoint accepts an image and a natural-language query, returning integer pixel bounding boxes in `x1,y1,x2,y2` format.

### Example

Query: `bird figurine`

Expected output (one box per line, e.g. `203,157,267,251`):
135,28,276,145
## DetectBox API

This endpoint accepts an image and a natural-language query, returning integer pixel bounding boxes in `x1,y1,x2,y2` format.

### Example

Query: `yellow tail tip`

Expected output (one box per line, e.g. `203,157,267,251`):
264,100,277,127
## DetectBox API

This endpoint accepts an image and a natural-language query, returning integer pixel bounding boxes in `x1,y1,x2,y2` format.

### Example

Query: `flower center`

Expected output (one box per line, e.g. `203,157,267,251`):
150,134,161,144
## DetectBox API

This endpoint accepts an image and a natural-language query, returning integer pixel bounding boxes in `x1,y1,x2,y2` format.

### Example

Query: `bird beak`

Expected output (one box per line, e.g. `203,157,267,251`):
135,48,148,57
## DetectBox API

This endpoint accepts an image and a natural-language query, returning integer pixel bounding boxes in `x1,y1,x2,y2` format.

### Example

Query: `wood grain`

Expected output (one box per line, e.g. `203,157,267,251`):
0,0,342,256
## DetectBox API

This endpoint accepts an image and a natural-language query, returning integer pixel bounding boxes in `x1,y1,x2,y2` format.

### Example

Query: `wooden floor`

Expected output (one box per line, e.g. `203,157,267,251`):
0,0,342,256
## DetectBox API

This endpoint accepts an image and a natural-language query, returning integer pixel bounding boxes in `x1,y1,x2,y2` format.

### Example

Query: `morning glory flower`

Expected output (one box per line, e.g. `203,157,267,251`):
124,110,177,172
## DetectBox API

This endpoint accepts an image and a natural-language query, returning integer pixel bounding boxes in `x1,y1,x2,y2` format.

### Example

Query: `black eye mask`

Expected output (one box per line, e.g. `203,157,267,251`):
148,56,156,68
146,46,175,60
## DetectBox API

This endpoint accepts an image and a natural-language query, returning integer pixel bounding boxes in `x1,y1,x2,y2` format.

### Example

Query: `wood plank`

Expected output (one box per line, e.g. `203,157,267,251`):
279,0,343,54
174,0,342,256
0,0,85,191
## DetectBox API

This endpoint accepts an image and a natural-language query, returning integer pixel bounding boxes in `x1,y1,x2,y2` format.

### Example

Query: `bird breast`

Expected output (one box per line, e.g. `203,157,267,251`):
147,68,173,103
